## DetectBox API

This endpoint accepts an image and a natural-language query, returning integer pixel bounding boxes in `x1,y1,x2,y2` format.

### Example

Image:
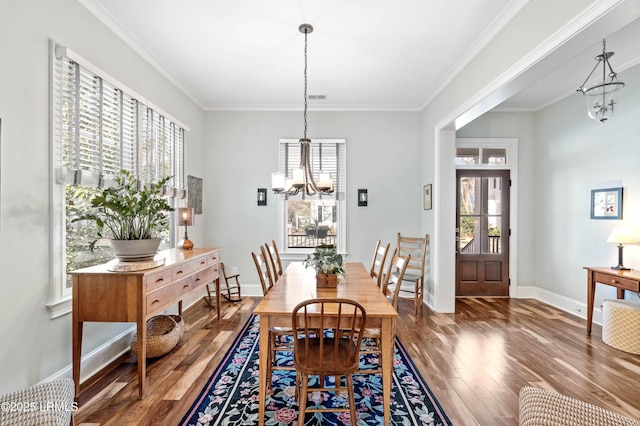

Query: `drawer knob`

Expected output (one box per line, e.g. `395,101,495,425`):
151,299,160,305
155,278,164,284
612,279,618,284
176,270,183,275
200,260,206,265
183,284,189,289
195,278,201,283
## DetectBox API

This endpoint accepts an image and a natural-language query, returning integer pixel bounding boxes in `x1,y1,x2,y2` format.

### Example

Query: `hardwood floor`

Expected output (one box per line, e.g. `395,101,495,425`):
74,297,640,425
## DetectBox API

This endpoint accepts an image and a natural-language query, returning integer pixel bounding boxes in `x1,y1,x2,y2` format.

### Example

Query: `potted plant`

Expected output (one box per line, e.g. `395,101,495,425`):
73,169,174,261
302,244,345,287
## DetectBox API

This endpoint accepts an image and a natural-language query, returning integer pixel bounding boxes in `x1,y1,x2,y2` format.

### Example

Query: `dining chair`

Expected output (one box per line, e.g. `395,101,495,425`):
292,298,366,424
264,241,282,284
270,239,284,277
369,240,390,288
359,252,410,374
252,246,274,296
396,233,429,314
252,246,293,389
382,252,412,311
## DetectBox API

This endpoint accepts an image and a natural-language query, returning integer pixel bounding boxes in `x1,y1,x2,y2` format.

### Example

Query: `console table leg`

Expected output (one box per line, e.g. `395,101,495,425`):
587,271,595,335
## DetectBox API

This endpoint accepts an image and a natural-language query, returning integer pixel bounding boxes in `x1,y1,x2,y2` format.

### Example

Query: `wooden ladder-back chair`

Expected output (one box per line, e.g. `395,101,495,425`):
359,252,410,374
204,262,241,307
292,298,367,425
369,240,390,288
382,253,412,311
252,246,274,296
252,246,294,388
396,233,429,314
270,240,284,277
265,241,282,284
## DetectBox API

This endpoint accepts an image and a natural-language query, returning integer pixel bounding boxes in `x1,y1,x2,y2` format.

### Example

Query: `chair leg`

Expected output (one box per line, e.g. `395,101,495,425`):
298,372,308,424
347,374,357,424
267,333,276,390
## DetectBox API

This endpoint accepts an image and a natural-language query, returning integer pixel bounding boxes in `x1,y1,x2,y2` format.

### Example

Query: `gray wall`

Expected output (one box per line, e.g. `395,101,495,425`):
534,63,640,310
0,0,205,393
203,111,422,294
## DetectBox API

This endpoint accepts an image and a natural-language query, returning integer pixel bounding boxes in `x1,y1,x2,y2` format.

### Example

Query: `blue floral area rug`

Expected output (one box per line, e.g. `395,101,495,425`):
180,315,451,425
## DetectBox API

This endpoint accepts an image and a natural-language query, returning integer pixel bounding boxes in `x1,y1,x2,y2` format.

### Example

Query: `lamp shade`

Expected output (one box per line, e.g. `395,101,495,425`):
607,227,638,245
178,207,195,226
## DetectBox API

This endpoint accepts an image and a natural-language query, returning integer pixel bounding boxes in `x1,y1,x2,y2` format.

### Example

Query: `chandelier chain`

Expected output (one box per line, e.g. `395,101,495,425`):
303,29,308,140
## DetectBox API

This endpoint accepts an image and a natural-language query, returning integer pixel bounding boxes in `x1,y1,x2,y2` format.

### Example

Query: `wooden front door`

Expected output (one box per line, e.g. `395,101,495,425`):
456,170,510,296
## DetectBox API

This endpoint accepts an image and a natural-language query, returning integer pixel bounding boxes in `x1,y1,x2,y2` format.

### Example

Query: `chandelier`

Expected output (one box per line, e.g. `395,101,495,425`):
577,39,624,123
271,24,333,196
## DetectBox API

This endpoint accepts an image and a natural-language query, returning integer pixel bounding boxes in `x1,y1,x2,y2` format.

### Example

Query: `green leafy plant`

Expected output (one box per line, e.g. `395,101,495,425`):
73,170,174,240
303,244,345,275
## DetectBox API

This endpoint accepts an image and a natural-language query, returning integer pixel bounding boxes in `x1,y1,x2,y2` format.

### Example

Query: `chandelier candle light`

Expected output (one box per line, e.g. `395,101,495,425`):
577,39,625,123
271,24,333,196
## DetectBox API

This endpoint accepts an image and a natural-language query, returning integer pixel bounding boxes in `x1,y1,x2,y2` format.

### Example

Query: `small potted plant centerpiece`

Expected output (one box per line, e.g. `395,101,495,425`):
74,169,174,262
303,244,345,287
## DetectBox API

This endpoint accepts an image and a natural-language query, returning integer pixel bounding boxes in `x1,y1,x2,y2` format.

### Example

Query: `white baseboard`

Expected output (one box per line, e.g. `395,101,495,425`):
516,285,602,327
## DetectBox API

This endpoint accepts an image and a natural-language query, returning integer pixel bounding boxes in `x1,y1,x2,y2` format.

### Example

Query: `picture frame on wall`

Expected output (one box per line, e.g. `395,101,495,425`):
423,184,432,210
591,187,622,219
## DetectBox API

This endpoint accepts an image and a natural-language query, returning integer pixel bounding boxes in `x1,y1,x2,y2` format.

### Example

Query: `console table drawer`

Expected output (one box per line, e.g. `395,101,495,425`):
171,256,207,281
192,265,217,289
206,250,220,265
146,269,173,293
593,272,640,291
147,276,192,315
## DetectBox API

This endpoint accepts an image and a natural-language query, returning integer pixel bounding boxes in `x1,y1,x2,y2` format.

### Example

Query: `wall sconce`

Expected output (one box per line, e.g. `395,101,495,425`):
177,207,194,250
607,227,638,270
257,188,267,206
358,189,368,207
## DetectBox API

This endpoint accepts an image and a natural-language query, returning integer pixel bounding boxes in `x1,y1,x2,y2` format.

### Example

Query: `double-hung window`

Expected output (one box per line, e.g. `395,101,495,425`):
276,138,346,258
48,41,188,317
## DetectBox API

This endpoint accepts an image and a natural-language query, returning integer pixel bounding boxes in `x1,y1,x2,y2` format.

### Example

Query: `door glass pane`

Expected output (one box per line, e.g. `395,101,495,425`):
459,216,479,253
485,216,502,254
460,177,480,214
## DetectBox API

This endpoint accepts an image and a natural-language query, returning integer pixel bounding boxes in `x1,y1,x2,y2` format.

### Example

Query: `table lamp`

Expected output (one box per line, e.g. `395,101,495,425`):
178,207,194,250
607,227,638,270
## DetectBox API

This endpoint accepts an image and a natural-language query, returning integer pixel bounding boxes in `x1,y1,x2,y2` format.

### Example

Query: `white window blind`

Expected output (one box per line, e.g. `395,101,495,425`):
278,139,346,197
52,45,187,191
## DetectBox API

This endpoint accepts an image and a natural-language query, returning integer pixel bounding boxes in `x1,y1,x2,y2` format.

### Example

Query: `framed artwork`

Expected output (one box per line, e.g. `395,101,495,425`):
187,175,203,214
591,187,622,219
423,184,432,210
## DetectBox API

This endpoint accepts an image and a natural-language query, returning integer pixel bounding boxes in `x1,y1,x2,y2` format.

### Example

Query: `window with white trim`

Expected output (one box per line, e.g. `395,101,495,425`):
276,139,346,257
48,41,188,317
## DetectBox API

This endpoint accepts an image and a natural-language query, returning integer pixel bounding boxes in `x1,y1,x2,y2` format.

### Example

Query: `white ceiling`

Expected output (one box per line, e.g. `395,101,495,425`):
79,0,640,113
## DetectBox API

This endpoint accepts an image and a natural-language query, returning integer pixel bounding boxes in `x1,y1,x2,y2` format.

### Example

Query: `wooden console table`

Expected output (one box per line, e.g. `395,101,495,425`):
71,247,221,400
584,266,640,335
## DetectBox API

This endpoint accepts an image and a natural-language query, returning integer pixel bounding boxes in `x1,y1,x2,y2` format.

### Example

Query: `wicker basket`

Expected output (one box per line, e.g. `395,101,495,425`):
131,315,182,358
165,314,185,339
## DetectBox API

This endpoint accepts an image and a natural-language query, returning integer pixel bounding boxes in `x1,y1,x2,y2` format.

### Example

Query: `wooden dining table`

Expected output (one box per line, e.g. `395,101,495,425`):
252,261,398,425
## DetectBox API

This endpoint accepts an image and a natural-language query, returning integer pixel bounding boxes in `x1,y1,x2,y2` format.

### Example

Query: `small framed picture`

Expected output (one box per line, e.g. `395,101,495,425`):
591,187,622,219
423,184,432,210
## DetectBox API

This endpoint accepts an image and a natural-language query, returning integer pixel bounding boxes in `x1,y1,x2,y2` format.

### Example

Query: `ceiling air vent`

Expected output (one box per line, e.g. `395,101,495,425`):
307,95,326,100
